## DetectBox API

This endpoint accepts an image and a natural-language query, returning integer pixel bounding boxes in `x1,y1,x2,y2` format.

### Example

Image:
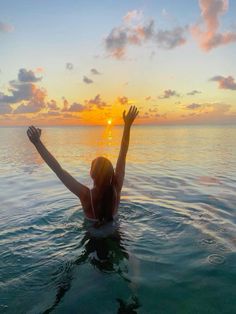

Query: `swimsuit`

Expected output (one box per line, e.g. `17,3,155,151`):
85,189,119,238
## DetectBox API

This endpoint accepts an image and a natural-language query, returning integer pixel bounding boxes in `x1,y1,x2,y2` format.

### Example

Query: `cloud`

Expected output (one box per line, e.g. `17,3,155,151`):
38,111,61,117
91,68,101,75
185,103,202,110
182,102,235,123
62,98,69,111
0,103,12,114
35,67,44,73
47,99,60,110
63,102,85,112
18,68,42,82
149,108,158,113
135,20,155,40
86,94,107,109
187,90,201,95
192,0,236,51
0,68,46,114
0,81,38,104
66,63,74,70
123,10,143,24
139,112,150,119
210,75,236,90
117,96,129,105
105,26,130,59
13,88,47,113
155,27,186,49
104,21,155,58
105,16,187,59
159,89,180,99
83,76,93,84
0,21,14,33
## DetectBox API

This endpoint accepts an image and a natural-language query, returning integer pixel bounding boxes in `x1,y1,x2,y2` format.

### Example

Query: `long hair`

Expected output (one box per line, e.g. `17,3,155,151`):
90,157,116,223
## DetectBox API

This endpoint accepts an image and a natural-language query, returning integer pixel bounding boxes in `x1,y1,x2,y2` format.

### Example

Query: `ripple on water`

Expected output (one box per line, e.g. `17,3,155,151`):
199,238,217,246
215,244,232,253
207,254,226,265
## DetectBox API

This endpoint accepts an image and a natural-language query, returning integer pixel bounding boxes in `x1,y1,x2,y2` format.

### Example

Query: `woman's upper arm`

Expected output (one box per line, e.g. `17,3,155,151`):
115,152,126,192
57,169,89,202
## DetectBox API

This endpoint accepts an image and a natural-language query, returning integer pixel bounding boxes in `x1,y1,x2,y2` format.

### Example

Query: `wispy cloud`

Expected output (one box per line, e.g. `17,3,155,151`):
35,67,44,73
158,89,180,99
85,94,107,109
66,62,74,70
83,76,93,84
105,13,187,59
47,100,60,111
123,10,143,24
187,90,201,96
117,96,129,105
182,102,235,123
210,75,236,90
192,0,236,51
155,27,186,49
18,68,42,83
91,68,101,75
185,103,202,110
62,102,85,112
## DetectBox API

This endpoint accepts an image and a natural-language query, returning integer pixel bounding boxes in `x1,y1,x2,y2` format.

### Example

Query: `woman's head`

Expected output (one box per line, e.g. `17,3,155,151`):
90,156,114,187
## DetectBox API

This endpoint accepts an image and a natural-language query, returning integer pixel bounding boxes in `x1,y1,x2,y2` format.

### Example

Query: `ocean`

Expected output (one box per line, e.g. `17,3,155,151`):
0,125,236,313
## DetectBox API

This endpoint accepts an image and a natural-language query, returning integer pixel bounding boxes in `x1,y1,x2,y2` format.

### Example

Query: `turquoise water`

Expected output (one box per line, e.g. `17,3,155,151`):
0,125,236,314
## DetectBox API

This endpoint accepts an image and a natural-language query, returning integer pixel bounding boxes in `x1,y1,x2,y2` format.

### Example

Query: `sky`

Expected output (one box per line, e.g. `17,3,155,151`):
0,0,236,126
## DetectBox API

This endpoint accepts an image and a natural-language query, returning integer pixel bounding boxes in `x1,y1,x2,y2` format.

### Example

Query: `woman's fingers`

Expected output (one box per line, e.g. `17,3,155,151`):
123,110,126,120
132,107,137,116
124,106,138,124
28,125,40,138
30,125,38,134
131,106,137,117
27,129,32,138
128,106,132,115
28,127,34,136
37,128,42,136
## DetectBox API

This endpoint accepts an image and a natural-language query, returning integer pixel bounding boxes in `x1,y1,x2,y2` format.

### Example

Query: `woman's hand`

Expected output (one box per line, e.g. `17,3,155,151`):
123,106,139,127
27,125,42,144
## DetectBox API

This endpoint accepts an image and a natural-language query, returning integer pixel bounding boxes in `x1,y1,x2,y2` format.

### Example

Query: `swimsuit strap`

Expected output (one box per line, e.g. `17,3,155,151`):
90,189,96,219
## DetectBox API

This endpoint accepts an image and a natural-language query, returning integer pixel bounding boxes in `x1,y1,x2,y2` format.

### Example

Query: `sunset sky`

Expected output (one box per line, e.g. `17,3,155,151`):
0,0,236,125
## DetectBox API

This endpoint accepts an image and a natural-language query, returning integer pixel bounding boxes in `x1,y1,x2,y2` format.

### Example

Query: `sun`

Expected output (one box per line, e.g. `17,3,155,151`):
107,119,112,125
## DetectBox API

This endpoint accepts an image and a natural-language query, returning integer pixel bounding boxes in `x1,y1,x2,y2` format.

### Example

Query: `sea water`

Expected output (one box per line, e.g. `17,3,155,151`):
0,125,236,314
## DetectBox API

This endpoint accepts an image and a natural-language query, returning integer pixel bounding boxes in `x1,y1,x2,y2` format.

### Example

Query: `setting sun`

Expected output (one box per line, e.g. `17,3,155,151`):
107,119,112,125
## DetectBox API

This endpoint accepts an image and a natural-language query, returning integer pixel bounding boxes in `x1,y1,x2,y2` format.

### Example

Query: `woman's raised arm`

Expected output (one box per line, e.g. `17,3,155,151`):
27,126,88,202
115,106,139,192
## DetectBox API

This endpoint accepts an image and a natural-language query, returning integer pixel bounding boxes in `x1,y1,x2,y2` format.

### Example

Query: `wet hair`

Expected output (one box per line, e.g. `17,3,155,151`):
90,156,116,223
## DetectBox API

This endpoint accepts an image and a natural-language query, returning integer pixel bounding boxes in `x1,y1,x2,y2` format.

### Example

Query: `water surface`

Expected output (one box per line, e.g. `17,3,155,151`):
0,125,236,313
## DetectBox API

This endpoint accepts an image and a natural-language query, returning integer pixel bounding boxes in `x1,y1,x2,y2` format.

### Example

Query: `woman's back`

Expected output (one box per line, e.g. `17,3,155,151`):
85,180,120,221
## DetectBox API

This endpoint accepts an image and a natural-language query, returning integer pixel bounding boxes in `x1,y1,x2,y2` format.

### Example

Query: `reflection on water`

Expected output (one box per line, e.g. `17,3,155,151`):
0,125,236,313
43,224,139,314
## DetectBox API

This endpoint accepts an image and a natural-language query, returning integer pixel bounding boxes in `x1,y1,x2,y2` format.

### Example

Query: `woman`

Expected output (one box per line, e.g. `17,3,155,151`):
27,106,138,224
